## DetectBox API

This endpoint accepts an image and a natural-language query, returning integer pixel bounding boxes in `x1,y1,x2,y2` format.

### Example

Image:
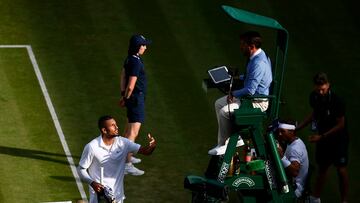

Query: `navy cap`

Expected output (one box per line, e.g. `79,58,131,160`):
130,34,152,47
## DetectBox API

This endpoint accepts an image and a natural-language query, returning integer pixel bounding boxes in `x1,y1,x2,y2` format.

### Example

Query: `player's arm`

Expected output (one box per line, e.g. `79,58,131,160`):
278,146,300,177
78,145,104,192
78,166,93,184
78,144,94,184
138,133,156,155
78,166,104,192
282,158,301,177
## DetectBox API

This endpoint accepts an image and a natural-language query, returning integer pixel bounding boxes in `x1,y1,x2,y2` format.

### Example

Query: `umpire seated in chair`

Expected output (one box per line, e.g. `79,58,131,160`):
208,31,272,155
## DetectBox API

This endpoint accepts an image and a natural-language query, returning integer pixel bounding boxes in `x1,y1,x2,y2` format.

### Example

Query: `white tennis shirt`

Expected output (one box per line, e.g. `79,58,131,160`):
79,135,140,202
284,138,309,197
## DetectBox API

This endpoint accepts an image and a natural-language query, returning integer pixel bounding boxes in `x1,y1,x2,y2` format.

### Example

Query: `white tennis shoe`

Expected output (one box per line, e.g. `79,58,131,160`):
125,163,144,176
208,136,244,155
130,156,141,164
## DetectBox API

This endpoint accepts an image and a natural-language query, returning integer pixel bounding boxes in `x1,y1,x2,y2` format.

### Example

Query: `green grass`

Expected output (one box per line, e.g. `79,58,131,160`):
0,0,359,202
0,49,79,202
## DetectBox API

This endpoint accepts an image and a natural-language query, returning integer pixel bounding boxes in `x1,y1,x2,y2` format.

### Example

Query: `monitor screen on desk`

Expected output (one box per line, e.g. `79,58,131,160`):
208,66,231,84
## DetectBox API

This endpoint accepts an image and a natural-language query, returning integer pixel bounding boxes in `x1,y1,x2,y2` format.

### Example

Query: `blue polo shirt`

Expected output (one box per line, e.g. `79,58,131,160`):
232,49,272,97
124,54,147,95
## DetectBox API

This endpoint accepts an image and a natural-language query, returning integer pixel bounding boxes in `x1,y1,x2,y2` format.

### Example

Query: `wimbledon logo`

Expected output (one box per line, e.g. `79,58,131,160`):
232,177,255,187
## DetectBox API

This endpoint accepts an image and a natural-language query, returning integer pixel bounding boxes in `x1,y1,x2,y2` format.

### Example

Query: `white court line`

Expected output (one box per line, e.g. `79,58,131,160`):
0,45,87,201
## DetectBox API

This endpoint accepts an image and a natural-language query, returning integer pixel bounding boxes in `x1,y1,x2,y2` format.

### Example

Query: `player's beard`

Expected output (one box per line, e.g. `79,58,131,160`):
106,130,118,138
110,131,118,138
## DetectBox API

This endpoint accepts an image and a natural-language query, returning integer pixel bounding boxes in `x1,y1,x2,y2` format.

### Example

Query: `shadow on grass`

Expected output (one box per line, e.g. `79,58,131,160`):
50,175,76,182
0,145,80,165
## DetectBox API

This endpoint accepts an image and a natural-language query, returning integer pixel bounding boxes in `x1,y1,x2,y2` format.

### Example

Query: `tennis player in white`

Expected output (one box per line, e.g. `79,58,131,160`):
78,115,156,203
276,120,309,198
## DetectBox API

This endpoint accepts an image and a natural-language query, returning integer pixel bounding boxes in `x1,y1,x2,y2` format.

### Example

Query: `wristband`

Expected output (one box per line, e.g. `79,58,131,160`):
281,156,291,168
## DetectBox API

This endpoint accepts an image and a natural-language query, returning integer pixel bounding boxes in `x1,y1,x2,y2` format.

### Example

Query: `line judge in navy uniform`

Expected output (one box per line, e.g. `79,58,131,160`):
119,34,151,176
297,72,349,203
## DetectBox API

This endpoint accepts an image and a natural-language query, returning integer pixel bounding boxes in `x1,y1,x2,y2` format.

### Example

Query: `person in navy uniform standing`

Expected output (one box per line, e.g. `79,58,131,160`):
119,34,151,176
297,72,349,203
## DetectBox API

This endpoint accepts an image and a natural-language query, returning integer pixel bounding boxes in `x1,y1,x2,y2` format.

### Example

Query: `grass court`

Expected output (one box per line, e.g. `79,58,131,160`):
0,0,359,202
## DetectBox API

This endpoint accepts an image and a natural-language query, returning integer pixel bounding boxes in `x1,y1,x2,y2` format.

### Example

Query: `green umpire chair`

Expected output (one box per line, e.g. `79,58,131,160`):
184,5,298,203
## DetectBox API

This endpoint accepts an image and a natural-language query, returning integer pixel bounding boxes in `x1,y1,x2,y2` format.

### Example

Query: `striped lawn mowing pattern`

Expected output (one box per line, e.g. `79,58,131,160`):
0,0,359,202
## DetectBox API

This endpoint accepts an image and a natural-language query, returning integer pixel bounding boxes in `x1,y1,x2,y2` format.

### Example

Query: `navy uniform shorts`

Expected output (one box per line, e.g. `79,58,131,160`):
125,92,145,123
315,134,349,167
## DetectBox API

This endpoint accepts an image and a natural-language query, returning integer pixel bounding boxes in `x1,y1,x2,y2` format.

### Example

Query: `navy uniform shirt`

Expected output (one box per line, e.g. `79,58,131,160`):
309,90,348,139
124,54,147,95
